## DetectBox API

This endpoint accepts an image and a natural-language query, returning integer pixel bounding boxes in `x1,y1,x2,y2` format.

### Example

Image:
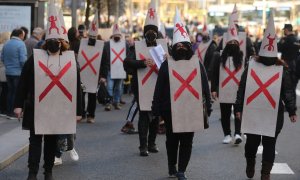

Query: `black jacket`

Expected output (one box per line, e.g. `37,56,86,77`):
235,61,296,133
278,34,299,71
123,47,147,101
100,40,130,79
152,59,212,117
203,41,217,79
14,55,82,130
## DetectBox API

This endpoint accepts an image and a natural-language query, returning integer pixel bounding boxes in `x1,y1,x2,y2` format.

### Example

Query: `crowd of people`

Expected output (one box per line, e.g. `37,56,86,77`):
0,1,299,180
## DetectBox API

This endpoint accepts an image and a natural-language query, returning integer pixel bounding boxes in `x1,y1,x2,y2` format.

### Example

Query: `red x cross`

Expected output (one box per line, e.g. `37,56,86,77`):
139,53,158,85
246,69,279,109
221,66,241,88
39,61,72,102
239,40,244,46
80,50,100,75
197,46,208,63
111,48,125,64
173,68,199,101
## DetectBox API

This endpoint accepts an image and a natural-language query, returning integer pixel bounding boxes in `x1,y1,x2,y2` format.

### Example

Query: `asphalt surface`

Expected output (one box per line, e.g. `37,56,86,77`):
0,94,299,180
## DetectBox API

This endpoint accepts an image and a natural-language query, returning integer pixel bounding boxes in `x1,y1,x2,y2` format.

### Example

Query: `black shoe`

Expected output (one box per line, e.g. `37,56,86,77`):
44,172,54,180
27,173,37,180
176,172,187,180
148,144,159,153
139,147,149,156
168,165,178,178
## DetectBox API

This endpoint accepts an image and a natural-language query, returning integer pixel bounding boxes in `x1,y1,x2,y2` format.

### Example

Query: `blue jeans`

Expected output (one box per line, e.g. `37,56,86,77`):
6,75,20,116
106,72,123,104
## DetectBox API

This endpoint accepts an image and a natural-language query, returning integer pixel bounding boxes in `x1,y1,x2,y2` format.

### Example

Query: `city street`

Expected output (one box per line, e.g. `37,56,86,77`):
0,94,299,180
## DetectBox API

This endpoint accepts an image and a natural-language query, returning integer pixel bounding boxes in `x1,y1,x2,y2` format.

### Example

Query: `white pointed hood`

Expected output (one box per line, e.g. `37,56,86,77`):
231,4,238,25
112,23,122,36
46,0,62,40
144,0,159,27
88,9,99,37
58,8,69,42
259,12,278,57
226,14,239,43
172,8,190,45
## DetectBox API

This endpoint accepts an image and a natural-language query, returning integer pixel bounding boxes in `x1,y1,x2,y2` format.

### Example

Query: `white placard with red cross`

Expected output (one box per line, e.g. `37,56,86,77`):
219,57,243,103
78,38,104,93
168,55,204,132
196,40,212,64
136,39,169,111
110,39,126,79
242,59,283,137
223,32,247,62
34,49,77,134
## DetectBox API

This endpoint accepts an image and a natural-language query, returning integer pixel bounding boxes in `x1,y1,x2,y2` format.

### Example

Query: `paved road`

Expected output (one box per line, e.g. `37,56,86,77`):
0,95,299,180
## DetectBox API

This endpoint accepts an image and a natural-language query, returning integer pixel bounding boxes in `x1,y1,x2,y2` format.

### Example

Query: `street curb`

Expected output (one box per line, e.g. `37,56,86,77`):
0,144,29,171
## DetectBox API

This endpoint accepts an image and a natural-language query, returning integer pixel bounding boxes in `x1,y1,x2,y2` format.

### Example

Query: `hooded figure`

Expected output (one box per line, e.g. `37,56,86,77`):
235,12,297,180
13,0,82,179
123,0,169,157
210,13,244,145
152,8,212,179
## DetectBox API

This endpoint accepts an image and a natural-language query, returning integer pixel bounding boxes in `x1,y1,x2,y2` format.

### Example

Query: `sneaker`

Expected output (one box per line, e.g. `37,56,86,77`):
114,103,122,110
222,135,232,144
148,144,159,153
176,172,187,180
105,104,112,111
87,117,95,124
7,115,17,120
126,122,138,134
139,147,149,156
0,113,7,117
168,165,177,178
120,100,126,104
54,157,62,166
69,148,79,161
234,134,242,145
121,122,131,133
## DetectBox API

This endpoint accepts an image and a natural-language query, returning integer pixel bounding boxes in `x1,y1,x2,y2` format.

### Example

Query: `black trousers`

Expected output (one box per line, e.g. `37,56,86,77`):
28,130,57,174
82,92,97,118
138,111,159,148
245,133,279,163
0,82,7,114
162,112,194,173
220,103,241,136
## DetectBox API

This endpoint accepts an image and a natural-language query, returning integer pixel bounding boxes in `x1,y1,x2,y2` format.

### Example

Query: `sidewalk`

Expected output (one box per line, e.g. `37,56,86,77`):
0,116,28,170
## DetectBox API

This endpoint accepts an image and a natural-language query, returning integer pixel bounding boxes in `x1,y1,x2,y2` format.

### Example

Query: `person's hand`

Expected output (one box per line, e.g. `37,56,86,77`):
290,115,297,123
163,54,169,61
144,58,155,67
99,78,106,83
236,112,241,120
76,116,82,121
14,108,23,121
211,92,218,100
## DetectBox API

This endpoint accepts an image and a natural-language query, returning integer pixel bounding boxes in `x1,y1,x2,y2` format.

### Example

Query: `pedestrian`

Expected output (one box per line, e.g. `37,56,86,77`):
152,8,212,179
102,24,129,111
195,24,218,80
235,13,297,180
14,2,82,179
1,28,27,119
278,24,300,90
77,10,105,123
123,0,168,156
0,32,10,116
211,14,243,144
25,27,44,57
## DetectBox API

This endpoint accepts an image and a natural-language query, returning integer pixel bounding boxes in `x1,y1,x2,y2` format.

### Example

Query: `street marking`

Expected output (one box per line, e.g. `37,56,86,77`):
257,145,278,155
271,163,294,174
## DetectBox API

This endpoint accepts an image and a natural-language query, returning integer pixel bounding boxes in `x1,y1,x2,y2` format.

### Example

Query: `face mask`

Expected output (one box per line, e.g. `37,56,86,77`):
47,39,60,53
226,44,239,56
202,36,210,42
88,38,96,46
114,36,121,42
145,32,157,42
173,48,188,60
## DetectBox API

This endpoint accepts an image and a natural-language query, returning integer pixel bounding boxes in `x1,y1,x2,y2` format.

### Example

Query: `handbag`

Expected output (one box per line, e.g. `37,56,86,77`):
97,82,112,105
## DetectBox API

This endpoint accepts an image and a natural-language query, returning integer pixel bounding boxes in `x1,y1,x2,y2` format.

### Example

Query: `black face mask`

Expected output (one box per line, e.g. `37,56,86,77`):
226,44,240,56
145,32,157,42
202,35,210,42
114,37,121,42
173,48,188,60
47,39,60,53
88,38,96,46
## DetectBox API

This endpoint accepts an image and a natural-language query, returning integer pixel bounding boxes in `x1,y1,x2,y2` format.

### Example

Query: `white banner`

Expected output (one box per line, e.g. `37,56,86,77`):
34,50,77,134
168,56,204,132
78,38,104,93
242,59,283,137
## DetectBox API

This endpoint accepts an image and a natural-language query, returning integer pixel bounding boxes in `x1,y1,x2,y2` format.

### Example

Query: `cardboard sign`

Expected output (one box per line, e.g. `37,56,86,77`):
242,59,283,137
110,39,126,79
168,56,204,132
136,39,168,111
34,49,77,134
78,38,104,93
